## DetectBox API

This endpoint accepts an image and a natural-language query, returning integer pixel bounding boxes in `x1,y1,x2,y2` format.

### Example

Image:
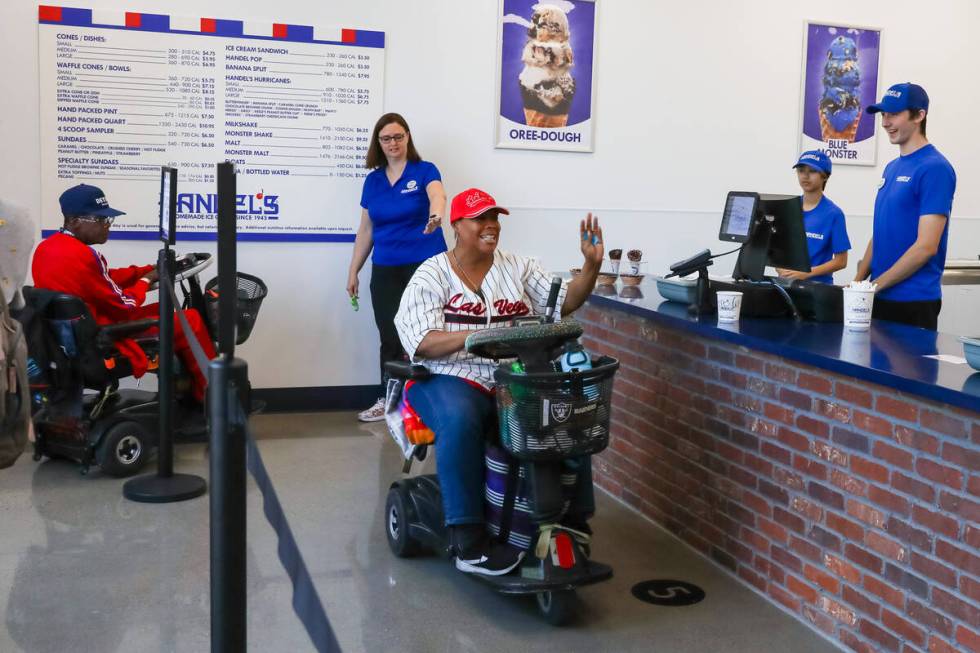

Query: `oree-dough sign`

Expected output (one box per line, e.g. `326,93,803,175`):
38,5,385,241
495,0,598,153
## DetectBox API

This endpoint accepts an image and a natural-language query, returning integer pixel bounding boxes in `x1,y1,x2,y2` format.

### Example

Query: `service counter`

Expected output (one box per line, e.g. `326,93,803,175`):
579,280,979,652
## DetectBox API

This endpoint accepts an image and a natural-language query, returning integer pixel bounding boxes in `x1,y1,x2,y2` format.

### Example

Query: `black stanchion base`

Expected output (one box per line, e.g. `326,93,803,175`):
123,473,207,503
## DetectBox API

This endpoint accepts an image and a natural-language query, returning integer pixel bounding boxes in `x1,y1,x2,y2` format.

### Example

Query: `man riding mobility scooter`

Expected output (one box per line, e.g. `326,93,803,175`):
383,284,619,625
21,253,266,477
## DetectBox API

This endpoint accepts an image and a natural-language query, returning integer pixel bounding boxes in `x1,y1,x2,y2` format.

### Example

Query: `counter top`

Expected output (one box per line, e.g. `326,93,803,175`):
585,280,980,413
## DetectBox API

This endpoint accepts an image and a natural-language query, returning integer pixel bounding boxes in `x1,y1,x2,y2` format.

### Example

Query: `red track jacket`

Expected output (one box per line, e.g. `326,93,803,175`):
32,232,155,376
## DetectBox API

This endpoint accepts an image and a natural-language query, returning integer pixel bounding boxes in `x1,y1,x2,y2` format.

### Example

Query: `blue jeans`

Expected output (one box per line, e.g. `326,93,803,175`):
406,374,595,526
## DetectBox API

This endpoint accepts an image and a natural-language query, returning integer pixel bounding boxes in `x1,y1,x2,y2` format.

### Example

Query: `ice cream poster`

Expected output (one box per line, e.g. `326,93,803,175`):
799,22,881,166
496,0,597,152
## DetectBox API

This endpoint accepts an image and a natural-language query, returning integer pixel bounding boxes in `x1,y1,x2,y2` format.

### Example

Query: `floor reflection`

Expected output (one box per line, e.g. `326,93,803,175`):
6,459,210,653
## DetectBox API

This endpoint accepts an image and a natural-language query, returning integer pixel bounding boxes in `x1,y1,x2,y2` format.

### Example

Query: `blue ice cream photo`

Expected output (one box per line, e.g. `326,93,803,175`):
819,36,862,139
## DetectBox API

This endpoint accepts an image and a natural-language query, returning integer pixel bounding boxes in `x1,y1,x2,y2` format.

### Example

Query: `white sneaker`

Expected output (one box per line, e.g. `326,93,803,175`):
357,398,386,422
455,544,526,576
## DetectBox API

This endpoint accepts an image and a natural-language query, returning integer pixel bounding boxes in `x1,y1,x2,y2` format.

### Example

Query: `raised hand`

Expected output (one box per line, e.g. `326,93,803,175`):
579,213,604,267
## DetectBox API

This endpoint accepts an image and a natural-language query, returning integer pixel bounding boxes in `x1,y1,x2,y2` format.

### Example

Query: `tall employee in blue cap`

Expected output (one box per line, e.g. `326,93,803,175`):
855,83,956,330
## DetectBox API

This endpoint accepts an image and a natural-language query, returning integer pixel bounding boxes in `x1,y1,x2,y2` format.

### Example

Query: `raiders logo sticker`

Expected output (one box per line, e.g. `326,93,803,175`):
551,401,571,423
540,397,598,428
541,398,572,426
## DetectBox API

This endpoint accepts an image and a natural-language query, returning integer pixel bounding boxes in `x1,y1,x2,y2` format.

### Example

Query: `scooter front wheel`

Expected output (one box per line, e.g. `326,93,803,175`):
535,589,576,626
385,486,421,557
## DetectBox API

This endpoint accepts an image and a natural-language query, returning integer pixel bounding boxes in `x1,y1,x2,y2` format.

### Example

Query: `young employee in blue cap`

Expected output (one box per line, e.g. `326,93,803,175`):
777,150,850,284
855,82,956,330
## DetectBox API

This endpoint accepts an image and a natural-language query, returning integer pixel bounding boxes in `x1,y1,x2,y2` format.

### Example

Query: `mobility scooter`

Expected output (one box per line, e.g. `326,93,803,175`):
383,296,620,625
20,253,266,477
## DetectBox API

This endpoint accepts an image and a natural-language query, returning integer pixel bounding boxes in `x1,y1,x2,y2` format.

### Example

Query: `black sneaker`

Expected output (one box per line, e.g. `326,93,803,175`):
455,541,525,576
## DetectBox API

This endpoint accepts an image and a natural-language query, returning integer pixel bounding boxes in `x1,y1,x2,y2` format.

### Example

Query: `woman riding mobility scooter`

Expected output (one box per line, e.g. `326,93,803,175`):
383,283,619,625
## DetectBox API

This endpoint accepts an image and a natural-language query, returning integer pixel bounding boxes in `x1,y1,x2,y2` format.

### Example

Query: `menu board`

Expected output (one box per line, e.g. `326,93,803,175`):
38,6,385,241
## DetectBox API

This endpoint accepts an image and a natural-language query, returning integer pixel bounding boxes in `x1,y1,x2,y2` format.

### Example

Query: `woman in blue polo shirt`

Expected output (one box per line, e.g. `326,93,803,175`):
776,150,851,284
347,113,448,421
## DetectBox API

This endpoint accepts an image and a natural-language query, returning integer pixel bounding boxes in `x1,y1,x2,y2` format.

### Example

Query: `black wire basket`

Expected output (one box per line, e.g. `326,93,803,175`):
493,355,619,461
204,273,267,345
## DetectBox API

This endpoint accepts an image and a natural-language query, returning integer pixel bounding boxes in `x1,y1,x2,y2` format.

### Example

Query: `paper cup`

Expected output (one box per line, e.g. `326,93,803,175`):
843,287,875,331
717,291,743,323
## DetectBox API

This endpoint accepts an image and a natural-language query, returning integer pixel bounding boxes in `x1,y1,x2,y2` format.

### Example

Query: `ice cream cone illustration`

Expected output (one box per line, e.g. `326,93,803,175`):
819,37,862,142
518,4,575,128
819,111,860,142
523,108,568,127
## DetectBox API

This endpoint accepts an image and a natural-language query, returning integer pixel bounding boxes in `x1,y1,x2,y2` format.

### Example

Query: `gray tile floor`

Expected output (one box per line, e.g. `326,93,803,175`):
0,412,841,652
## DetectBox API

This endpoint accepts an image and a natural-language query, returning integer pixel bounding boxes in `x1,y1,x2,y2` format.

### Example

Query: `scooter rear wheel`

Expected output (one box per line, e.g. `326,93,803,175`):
535,589,576,626
385,486,421,557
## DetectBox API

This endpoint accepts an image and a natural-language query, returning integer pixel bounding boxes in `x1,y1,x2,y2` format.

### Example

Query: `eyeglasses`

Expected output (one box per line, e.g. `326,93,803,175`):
378,133,406,144
76,215,115,226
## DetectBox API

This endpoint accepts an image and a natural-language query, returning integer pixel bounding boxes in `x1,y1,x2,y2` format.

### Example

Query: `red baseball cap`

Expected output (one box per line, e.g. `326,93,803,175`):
449,188,510,224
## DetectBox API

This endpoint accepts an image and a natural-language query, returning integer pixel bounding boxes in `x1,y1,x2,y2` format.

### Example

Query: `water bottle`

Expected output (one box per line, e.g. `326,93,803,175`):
560,342,598,400
560,342,592,373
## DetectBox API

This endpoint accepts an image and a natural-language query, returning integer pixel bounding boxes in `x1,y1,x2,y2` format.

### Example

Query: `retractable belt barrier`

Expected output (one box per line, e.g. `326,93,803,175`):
162,278,342,653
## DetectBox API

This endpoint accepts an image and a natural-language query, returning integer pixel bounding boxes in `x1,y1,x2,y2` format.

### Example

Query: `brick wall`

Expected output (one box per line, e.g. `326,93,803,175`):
579,303,980,653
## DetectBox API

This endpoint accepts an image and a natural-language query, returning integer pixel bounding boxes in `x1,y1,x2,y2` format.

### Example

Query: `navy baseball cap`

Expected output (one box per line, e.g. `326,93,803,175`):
59,183,125,218
866,82,930,114
793,150,832,176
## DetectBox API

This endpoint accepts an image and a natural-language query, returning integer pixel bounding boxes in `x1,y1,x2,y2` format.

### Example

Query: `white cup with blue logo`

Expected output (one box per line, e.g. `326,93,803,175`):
843,285,875,331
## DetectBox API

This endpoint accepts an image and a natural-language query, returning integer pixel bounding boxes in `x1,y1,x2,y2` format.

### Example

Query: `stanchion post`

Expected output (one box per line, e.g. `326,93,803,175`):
209,355,248,653
158,246,176,477
210,160,248,652
123,167,207,504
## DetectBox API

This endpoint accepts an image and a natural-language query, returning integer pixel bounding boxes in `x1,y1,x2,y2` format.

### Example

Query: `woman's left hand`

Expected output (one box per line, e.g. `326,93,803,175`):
579,213,604,267
423,215,442,234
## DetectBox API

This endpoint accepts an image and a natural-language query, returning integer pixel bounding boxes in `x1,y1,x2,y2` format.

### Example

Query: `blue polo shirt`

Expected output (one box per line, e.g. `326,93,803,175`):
802,195,850,284
871,144,956,302
360,159,447,266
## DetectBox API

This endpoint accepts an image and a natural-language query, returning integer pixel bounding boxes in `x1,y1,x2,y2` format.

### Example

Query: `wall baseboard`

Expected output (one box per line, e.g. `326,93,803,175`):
253,385,380,413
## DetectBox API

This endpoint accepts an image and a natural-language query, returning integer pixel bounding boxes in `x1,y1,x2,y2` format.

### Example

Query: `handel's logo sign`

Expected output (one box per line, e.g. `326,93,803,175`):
177,190,280,218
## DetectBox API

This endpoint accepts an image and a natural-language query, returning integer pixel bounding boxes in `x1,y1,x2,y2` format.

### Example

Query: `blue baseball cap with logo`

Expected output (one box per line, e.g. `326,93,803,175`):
866,82,930,114
58,183,126,218
793,150,832,176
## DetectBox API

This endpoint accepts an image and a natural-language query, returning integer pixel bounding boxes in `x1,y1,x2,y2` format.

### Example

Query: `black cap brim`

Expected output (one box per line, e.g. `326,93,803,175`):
90,207,126,217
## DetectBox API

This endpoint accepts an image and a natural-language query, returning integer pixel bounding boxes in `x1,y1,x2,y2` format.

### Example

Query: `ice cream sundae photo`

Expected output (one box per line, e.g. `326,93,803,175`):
819,36,862,142
519,4,576,128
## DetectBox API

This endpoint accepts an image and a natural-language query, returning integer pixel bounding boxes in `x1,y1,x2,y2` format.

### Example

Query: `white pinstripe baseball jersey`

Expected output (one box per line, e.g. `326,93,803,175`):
395,249,568,388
